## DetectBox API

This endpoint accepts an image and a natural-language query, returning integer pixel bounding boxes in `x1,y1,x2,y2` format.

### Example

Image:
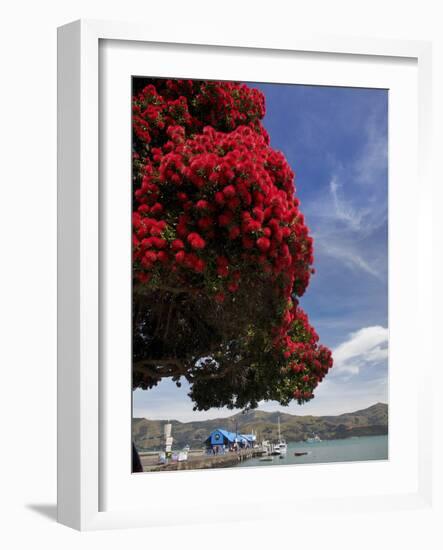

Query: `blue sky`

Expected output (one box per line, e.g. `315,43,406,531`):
133,82,388,421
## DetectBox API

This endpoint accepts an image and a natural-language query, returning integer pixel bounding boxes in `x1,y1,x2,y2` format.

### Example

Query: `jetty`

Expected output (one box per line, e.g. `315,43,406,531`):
141,447,264,472
138,424,268,472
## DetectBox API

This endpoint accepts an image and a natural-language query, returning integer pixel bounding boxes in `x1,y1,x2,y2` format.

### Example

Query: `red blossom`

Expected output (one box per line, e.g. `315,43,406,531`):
171,239,184,251
187,232,206,250
256,237,271,252
223,185,236,199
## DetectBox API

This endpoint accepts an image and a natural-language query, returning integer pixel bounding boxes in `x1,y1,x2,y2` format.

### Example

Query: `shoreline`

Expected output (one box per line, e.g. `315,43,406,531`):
136,430,388,456
139,434,388,472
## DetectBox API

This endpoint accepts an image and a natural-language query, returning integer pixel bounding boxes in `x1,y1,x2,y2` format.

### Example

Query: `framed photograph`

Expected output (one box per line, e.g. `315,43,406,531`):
57,19,433,530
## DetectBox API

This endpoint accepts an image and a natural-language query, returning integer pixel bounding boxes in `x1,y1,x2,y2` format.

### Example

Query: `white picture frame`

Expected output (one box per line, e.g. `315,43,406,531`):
57,19,433,531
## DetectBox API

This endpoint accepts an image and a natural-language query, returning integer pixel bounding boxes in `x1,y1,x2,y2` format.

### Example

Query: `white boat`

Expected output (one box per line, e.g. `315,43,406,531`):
275,415,287,456
261,439,279,456
269,445,281,456
306,434,322,443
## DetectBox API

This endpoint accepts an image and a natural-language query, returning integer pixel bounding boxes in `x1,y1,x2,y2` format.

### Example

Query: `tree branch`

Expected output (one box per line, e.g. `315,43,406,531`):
133,356,250,383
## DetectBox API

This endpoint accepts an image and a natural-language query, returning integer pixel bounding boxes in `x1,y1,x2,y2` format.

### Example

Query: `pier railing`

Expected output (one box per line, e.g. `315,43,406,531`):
143,447,265,472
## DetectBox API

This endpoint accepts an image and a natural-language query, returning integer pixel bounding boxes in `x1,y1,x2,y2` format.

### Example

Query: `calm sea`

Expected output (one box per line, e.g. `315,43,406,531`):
237,435,388,468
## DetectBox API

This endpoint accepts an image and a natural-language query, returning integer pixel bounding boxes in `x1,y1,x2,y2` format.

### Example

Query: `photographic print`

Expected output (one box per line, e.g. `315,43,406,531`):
131,78,388,473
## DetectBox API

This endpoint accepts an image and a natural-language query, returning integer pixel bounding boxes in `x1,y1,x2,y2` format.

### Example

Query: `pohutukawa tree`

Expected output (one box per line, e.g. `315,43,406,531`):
132,79,333,411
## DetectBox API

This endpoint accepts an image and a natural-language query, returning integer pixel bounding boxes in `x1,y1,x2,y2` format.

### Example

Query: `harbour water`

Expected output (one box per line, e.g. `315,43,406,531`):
237,435,388,468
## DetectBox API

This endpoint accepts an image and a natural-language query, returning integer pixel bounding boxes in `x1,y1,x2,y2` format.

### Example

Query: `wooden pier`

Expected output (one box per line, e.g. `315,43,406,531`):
141,448,264,472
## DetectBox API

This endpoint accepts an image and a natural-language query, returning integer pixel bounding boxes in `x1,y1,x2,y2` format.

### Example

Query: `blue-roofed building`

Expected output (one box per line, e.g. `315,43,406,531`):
204,429,256,454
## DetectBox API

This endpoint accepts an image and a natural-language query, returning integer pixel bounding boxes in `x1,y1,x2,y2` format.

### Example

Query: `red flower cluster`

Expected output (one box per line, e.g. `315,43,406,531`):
133,123,313,298
132,79,333,403
133,80,266,147
273,303,333,401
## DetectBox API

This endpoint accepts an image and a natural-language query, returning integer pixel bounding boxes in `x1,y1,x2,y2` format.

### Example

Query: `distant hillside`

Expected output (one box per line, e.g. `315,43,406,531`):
133,403,388,451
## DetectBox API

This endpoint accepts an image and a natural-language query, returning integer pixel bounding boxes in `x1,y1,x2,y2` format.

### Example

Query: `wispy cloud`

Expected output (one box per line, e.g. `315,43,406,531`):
316,239,382,280
331,325,388,377
353,111,388,187
305,108,388,281
329,177,367,232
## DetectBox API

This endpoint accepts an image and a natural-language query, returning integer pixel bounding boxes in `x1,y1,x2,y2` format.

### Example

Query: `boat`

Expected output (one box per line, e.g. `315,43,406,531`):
274,415,288,456
306,433,322,443
269,446,280,456
294,451,308,457
261,439,273,456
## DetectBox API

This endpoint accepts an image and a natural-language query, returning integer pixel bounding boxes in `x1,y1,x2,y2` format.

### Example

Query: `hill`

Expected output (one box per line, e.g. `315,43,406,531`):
133,403,388,451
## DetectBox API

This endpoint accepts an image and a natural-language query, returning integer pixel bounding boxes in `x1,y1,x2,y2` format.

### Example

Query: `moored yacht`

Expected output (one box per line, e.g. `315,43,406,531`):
275,415,287,457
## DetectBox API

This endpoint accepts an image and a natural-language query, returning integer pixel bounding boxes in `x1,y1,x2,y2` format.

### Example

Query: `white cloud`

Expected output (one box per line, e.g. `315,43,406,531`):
332,325,388,376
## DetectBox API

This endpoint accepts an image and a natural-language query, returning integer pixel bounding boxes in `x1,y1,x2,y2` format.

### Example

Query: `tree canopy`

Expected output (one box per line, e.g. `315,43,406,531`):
132,78,333,410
